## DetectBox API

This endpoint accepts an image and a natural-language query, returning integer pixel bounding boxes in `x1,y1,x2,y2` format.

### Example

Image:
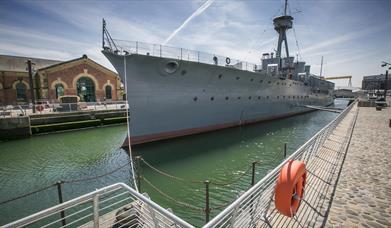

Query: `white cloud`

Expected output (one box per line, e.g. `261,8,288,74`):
163,0,215,45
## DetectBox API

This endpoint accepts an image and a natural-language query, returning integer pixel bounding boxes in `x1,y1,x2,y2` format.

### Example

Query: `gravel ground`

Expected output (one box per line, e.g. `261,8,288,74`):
327,107,391,228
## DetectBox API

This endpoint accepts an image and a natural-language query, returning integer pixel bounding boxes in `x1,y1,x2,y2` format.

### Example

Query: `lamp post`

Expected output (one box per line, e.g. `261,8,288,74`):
26,59,36,113
381,61,390,101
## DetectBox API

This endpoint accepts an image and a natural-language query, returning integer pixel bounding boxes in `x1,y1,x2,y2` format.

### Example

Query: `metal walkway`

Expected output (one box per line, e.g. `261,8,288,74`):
3,101,358,228
204,100,358,228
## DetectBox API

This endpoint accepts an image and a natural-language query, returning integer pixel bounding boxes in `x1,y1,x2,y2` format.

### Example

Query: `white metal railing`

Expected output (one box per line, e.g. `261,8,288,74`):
3,183,194,228
0,101,128,118
203,99,358,227
107,39,261,73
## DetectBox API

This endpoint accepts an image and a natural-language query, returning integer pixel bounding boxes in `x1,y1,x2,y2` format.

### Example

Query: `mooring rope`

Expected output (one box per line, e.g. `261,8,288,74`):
0,183,57,205
62,159,133,183
140,158,204,184
140,157,265,186
210,165,253,186
142,176,204,211
0,159,134,205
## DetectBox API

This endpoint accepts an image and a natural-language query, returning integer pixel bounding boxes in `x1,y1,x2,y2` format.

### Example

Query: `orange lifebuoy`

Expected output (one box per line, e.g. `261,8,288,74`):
275,160,307,217
36,105,44,112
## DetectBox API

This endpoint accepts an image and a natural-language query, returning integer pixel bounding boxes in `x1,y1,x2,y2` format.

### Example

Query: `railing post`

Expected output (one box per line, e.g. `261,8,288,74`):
56,181,66,226
204,180,210,223
136,41,138,54
180,48,183,60
284,143,287,158
198,51,200,62
160,45,162,57
135,156,142,192
93,193,100,228
251,162,257,186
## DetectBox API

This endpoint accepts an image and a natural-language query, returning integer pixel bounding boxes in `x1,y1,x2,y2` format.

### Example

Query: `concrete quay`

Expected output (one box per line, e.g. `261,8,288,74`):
326,106,391,227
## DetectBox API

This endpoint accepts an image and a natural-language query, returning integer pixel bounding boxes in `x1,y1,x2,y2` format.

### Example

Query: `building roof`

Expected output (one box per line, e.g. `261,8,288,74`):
363,74,389,80
0,54,118,79
38,54,118,78
0,54,62,72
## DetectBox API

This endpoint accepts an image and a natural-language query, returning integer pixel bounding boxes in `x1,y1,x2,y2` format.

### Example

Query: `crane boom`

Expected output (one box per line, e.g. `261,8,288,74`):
324,76,352,80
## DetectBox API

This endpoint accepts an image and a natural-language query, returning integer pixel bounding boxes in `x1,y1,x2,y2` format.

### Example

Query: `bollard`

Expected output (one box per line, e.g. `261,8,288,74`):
135,156,142,192
251,162,257,186
283,143,287,158
56,181,66,226
389,119,391,128
204,180,210,223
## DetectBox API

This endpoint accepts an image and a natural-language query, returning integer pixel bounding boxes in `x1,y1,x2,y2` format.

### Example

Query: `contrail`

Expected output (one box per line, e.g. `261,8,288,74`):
163,0,215,45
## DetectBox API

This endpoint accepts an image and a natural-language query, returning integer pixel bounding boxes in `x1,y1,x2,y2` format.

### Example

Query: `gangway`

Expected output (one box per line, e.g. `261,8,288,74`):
305,105,343,113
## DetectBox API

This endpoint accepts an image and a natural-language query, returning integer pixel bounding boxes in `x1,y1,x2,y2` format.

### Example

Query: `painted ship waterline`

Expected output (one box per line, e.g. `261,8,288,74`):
102,3,334,145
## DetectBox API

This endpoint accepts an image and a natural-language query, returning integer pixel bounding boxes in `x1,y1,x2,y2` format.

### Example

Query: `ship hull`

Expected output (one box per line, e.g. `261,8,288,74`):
103,52,334,145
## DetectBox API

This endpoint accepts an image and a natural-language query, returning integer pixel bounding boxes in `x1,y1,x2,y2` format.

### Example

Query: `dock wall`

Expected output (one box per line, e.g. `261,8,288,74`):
0,116,31,139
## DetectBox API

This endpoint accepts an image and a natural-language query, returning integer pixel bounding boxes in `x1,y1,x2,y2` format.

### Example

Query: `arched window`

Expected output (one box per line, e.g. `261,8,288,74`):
77,77,95,102
105,85,112,100
55,84,64,98
16,82,27,102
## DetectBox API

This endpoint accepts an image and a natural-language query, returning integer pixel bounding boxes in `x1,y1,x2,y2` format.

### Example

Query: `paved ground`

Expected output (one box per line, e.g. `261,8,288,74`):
327,107,391,227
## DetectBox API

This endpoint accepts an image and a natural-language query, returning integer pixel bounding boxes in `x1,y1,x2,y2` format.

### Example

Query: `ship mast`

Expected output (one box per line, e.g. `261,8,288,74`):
273,0,293,75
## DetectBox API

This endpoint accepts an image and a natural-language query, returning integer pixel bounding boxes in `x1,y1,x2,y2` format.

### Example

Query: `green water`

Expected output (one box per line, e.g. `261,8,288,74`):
0,100,348,226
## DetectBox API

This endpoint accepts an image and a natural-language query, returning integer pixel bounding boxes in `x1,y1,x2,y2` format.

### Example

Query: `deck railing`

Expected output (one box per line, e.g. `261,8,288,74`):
3,183,194,228
105,38,261,73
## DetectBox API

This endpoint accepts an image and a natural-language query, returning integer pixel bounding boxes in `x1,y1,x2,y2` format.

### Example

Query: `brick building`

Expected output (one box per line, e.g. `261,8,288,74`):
0,54,124,105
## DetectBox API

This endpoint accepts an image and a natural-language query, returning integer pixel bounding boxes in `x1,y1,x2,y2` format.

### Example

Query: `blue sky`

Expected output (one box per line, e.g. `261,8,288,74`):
1,0,390,87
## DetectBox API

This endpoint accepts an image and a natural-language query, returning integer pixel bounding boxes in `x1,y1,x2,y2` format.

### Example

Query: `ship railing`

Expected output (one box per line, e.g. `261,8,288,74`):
203,99,358,227
3,182,194,228
106,38,261,73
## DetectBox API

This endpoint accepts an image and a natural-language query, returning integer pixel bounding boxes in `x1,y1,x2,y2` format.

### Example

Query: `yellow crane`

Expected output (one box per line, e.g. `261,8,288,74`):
324,76,352,87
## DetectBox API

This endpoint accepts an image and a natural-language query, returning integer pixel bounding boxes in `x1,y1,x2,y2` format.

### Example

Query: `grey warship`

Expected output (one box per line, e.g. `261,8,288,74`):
102,1,334,145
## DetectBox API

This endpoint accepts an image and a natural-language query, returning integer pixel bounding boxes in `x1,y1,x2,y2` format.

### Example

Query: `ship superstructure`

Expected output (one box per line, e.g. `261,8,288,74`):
102,1,334,145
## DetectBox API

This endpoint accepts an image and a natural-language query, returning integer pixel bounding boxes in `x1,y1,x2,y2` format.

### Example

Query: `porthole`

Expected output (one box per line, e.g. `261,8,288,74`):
258,96,261,99
181,70,187,75
193,97,198,101
236,77,240,80
238,96,241,100
260,80,263,83
164,61,179,74
277,96,279,99
210,97,214,101
218,74,223,79
266,96,269,99
268,81,271,84
250,78,254,82
277,82,280,85
248,96,252,100
225,96,229,100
